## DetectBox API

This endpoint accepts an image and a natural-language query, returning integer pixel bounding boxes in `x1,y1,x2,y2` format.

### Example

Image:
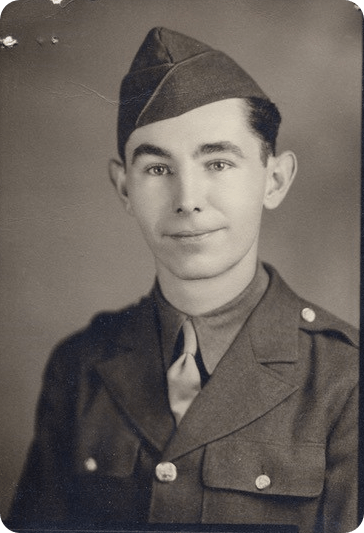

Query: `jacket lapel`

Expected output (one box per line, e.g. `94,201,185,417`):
164,265,302,460
95,296,175,452
164,326,298,460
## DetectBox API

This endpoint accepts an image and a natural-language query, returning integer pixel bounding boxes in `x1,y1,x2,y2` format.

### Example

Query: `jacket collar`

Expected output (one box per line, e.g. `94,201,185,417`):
94,265,303,456
164,322,299,460
164,265,302,459
248,263,301,363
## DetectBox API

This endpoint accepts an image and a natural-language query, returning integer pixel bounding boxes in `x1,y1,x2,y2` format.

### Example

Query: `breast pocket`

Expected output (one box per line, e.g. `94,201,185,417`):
75,386,141,479
203,437,325,496
72,389,143,524
201,436,325,524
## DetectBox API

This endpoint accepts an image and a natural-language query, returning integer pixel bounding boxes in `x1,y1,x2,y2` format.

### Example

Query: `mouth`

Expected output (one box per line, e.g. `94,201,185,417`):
168,228,223,242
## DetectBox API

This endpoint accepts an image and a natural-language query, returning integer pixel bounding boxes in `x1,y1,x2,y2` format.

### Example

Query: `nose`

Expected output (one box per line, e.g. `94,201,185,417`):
172,170,206,215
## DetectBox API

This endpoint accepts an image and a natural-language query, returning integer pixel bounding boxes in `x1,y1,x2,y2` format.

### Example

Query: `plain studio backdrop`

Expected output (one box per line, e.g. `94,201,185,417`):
0,0,361,519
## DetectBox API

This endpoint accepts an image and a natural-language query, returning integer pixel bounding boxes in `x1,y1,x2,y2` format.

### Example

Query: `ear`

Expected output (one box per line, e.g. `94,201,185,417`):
108,159,134,215
263,151,297,210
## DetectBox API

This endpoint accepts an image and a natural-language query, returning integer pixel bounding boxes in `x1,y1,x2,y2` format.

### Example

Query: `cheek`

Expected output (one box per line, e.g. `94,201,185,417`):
215,179,266,218
127,188,164,236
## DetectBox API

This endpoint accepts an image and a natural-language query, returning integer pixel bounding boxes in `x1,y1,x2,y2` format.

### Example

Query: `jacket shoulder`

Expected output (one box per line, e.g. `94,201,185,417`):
47,294,155,371
296,297,359,349
264,262,359,349
90,293,155,338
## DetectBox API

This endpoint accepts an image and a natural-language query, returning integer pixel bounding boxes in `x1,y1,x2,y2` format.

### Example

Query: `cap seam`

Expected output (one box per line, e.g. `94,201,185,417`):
135,50,218,128
158,27,174,64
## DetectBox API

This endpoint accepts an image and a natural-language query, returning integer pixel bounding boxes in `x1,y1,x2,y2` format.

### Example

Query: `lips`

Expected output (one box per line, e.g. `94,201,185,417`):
168,228,223,241
173,230,212,237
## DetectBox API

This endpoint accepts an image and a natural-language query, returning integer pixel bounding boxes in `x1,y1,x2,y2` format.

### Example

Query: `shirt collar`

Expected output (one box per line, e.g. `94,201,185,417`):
154,261,269,374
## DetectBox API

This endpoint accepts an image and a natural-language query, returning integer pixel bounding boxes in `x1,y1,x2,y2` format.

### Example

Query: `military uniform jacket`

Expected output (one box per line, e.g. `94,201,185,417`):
8,265,359,533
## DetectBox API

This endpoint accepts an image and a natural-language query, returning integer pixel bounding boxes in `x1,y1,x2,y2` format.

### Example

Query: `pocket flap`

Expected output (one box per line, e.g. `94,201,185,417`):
203,437,325,498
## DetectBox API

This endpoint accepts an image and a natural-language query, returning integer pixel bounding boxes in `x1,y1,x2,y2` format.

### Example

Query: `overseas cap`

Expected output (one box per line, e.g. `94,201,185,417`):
118,27,269,158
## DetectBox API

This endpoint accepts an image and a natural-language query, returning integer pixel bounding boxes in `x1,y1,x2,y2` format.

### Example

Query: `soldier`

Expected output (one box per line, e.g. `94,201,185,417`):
8,27,359,533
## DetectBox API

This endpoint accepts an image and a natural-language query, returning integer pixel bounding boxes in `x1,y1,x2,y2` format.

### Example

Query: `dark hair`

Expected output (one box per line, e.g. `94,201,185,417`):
243,97,282,166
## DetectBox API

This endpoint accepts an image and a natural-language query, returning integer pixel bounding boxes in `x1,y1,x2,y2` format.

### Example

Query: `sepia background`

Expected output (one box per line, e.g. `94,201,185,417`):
0,0,361,519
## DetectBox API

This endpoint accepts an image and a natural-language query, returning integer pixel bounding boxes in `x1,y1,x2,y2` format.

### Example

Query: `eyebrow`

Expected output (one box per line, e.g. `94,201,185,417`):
194,142,245,159
131,141,245,165
131,143,172,164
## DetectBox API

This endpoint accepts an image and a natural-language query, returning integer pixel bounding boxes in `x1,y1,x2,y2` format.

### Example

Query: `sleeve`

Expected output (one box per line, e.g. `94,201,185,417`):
320,383,359,533
6,342,79,528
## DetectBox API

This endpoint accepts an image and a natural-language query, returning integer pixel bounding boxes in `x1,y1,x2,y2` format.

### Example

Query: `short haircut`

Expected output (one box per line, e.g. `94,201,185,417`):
243,97,282,166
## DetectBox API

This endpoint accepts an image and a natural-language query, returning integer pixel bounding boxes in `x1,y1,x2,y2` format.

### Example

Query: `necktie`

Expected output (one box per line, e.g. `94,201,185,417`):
167,319,201,425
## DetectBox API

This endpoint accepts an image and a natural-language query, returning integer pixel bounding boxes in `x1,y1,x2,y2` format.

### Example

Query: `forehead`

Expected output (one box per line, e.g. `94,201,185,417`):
125,98,259,160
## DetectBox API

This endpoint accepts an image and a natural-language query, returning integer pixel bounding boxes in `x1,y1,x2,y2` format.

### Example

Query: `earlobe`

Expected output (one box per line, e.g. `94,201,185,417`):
263,151,297,210
108,159,134,215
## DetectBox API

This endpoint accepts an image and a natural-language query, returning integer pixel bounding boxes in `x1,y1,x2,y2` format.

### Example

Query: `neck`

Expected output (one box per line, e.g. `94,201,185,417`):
157,257,258,316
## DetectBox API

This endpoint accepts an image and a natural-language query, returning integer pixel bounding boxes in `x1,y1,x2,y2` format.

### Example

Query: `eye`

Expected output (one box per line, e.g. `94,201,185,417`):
146,164,171,176
207,160,233,172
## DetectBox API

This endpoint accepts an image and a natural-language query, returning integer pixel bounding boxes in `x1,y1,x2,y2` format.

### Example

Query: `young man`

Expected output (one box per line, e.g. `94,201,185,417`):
8,28,358,533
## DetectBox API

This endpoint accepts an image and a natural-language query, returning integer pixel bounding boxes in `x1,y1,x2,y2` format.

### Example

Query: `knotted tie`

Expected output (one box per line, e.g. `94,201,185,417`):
167,319,201,425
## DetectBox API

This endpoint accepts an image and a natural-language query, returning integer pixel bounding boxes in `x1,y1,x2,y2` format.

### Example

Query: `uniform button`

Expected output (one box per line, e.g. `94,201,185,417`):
255,474,271,490
155,462,177,482
301,307,316,323
84,457,98,472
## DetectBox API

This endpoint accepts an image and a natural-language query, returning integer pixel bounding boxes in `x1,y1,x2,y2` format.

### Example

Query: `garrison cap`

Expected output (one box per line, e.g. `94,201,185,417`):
117,27,269,158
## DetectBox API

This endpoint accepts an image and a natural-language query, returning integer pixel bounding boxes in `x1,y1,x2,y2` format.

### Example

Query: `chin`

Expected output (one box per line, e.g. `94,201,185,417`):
166,259,236,282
